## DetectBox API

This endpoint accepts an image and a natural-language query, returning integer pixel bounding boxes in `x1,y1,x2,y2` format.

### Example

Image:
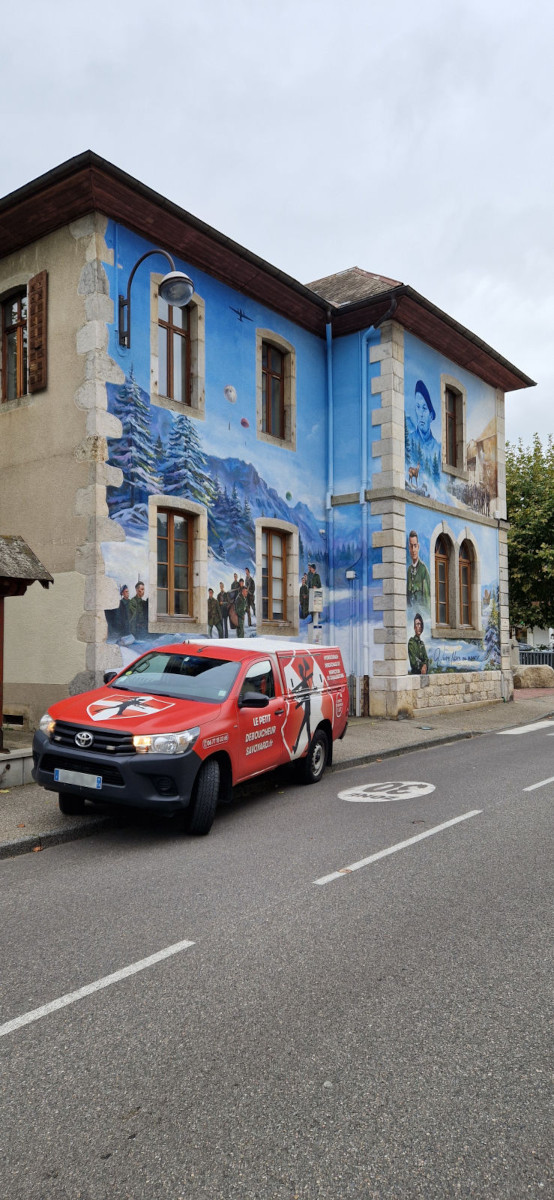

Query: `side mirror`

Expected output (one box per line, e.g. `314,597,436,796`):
238,691,270,709
103,670,118,684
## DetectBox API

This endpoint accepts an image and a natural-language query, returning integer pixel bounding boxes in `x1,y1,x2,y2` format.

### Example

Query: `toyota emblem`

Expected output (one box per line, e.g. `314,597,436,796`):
75,730,93,749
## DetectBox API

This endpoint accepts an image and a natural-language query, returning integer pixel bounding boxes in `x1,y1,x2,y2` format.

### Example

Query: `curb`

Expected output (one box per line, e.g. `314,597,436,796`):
330,729,479,773
0,814,114,861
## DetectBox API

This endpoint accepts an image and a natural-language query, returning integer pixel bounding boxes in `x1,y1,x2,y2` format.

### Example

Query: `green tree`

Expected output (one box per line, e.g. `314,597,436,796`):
506,434,554,627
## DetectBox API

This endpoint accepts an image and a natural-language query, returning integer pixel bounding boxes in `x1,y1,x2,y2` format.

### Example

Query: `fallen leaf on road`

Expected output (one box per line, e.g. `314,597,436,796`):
32,845,43,852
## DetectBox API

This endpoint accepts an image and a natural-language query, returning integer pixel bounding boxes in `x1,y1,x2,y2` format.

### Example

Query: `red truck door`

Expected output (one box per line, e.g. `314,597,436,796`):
235,657,288,780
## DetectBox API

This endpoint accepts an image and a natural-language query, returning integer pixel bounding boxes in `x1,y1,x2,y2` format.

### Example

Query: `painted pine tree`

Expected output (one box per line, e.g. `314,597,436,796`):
107,368,160,513
484,587,501,667
163,411,216,505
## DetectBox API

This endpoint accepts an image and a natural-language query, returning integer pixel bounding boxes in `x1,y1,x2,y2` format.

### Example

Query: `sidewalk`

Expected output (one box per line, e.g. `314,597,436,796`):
1,690,553,859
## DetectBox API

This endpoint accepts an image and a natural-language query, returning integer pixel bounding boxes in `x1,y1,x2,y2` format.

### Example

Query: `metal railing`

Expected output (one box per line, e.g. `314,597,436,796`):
519,649,554,667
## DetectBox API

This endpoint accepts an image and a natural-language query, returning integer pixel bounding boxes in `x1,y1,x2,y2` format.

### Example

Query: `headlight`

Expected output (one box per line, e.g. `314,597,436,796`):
39,713,55,738
133,727,200,755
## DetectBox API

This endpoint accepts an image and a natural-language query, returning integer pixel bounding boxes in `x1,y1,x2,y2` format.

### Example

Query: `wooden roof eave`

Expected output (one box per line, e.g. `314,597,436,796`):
330,286,535,393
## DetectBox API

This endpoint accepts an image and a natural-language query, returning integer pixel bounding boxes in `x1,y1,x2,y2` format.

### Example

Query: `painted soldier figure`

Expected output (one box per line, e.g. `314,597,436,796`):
229,573,240,599
307,562,321,588
244,567,256,625
117,584,131,637
128,581,148,638
299,574,309,619
234,585,248,637
207,588,223,638
406,531,431,608
408,613,429,675
217,582,230,637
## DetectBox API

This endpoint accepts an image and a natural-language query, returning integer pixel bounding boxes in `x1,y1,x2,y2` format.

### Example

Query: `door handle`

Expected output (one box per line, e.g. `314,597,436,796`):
275,708,285,715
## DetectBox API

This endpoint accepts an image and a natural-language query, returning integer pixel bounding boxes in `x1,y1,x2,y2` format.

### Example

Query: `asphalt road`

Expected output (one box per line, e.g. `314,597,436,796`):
1,721,552,1199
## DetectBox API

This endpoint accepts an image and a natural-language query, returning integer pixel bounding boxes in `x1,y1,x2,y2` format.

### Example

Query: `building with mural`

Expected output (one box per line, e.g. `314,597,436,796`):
0,153,534,726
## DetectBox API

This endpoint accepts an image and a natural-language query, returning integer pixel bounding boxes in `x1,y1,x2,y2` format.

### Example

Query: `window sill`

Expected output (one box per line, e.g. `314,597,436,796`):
442,462,469,482
257,429,295,452
151,391,204,419
1,392,34,413
432,625,484,640
151,615,200,635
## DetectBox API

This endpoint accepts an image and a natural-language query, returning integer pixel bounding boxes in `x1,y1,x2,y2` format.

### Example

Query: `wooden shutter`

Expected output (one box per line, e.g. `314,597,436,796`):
28,270,48,393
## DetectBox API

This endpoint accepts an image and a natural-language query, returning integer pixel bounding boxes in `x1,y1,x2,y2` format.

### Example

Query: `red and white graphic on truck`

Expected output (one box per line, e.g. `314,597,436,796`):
86,695,175,722
279,654,331,760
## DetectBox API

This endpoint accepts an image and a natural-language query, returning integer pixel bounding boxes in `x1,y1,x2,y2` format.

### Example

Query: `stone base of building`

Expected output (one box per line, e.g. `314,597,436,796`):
368,670,513,719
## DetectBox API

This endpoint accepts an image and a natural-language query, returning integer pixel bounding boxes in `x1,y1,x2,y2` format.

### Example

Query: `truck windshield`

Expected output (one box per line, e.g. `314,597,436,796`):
113,652,241,703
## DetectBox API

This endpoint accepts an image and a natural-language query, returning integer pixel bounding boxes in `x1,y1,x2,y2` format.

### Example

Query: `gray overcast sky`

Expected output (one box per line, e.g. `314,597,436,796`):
4,0,553,446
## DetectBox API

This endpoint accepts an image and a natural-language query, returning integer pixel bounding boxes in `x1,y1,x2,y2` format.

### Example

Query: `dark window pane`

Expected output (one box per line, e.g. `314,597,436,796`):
158,326,168,395
157,588,168,614
174,515,187,540
157,564,168,590
6,331,17,400
174,565,188,591
157,512,168,536
173,332,183,402
174,590,189,616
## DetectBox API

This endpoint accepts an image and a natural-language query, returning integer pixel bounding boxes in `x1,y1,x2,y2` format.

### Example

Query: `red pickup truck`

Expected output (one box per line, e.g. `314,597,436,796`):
32,639,349,835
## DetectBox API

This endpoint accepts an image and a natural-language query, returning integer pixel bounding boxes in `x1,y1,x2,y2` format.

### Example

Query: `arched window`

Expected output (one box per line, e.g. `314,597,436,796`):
434,534,450,625
459,540,473,626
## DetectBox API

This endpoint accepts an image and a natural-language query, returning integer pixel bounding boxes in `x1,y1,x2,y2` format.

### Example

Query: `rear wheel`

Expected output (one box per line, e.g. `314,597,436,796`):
299,729,329,784
184,759,220,836
59,792,87,816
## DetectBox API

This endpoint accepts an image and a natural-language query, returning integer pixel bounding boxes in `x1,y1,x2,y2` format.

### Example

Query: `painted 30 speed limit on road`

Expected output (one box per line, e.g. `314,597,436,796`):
337,780,436,803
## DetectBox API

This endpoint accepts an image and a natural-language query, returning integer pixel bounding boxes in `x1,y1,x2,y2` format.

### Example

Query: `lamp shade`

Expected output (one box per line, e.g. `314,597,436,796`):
158,271,195,307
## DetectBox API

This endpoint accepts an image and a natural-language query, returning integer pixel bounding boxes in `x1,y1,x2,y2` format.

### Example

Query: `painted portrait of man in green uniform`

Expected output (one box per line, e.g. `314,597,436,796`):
408,612,429,675
406,530,431,609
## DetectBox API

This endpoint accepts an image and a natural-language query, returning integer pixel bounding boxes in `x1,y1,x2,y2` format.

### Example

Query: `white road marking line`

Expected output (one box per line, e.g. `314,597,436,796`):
523,775,554,792
314,810,482,886
0,937,195,1040
497,720,554,735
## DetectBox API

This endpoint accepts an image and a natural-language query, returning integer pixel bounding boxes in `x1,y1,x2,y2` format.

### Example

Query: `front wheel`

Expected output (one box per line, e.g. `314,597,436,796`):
299,729,329,784
59,792,87,816
184,759,220,836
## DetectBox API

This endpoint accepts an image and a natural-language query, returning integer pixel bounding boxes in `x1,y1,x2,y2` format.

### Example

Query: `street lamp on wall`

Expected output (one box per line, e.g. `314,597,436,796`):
118,249,194,349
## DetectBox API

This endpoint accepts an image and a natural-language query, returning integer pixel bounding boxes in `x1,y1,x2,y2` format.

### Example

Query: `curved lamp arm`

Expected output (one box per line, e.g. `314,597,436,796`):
118,249,194,348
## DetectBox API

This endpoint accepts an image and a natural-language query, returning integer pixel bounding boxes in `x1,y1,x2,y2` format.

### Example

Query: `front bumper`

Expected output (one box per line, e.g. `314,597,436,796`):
32,730,203,814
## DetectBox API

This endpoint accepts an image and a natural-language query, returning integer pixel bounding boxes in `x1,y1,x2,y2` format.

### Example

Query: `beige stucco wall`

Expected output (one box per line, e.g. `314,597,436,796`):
1,216,124,726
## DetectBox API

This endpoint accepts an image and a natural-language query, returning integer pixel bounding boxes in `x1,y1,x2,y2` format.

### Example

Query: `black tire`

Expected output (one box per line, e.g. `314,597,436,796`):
185,759,220,836
59,791,87,816
300,729,329,784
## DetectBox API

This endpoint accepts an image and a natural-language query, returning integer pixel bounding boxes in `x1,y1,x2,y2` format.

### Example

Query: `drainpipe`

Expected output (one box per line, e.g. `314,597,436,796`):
359,299,398,695
325,312,335,643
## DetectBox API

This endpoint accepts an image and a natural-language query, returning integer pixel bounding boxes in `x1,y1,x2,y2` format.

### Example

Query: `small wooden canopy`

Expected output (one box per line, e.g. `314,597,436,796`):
0,535,53,597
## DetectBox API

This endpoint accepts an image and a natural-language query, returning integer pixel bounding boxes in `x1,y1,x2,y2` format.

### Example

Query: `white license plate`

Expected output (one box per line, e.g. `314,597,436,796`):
54,768,102,790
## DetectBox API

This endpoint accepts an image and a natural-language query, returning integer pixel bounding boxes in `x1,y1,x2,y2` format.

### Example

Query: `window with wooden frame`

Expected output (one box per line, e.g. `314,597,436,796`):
434,534,451,625
445,387,460,467
256,329,296,450
158,296,191,405
2,292,27,401
262,342,285,439
1,272,48,403
459,540,473,626
440,376,467,476
262,528,287,621
156,509,193,617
